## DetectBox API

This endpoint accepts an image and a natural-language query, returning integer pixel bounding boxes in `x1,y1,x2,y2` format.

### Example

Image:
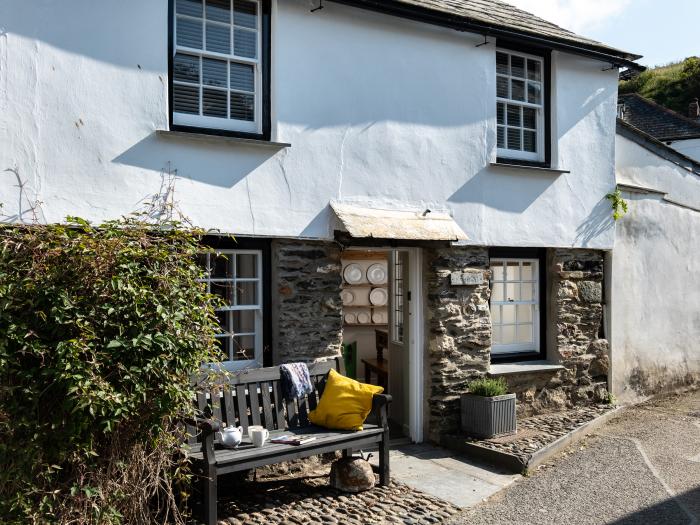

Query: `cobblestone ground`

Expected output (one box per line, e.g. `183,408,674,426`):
218,472,461,525
465,404,614,463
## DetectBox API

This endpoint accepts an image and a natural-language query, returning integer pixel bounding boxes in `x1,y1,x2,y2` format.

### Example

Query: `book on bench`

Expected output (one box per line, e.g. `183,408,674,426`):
270,435,317,446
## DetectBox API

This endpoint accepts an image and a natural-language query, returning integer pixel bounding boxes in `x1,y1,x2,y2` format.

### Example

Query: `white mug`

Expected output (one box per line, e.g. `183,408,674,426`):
250,427,270,448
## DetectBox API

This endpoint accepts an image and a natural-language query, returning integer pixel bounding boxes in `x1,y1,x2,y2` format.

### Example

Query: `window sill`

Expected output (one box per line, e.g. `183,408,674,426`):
491,162,569,174
157,129,291,149
489,360,565,376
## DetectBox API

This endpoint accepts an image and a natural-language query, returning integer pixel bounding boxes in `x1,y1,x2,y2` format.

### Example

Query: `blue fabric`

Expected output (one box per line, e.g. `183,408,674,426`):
280,362,314,399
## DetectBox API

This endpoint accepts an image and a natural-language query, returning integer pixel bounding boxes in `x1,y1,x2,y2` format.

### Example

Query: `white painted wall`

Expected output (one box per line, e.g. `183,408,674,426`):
0,0,619,248
611,134,700,402
669,138,700,163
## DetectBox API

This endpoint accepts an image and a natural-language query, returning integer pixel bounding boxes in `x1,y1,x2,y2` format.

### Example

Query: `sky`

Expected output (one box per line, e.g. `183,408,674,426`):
502,0,699,67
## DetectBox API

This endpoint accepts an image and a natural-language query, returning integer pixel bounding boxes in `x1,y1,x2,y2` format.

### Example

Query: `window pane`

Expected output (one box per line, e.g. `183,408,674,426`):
511,79,525,101
497,76,509,98
173,53,199,83
177,0,203,17
521,282,534,301
491,282,504,302
173,84,199,114
497,126,505,148
528,82,542,105
522,262,533,280
497,102,505,125
214,336,231,361
203,88,227,117
492,262,505,281
212,253,231,278
510,55,525,78
236,253,258,277
502,325,516,345
233,309,256,333
524,130,537,152
230,62,254,92
231,92,255,121
506,105,521,127
517,324,533,344
236,281,258,305
211,281,234,304
492,305,501,323
234,28,257,58
206,22,231,53
523,107,537,129
177,16,203,48
527,59,541,81
234,335,255,360
517,304,533,323
206,0,230,22
506,261,519,281
496,52,509,75
505,283,519,301
507,127,521,150
202,57,227,87
234,0,258,29
502,304,516,324
216,310,232,333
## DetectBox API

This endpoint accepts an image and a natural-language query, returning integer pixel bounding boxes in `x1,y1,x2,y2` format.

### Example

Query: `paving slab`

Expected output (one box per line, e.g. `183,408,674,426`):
368,443,520,508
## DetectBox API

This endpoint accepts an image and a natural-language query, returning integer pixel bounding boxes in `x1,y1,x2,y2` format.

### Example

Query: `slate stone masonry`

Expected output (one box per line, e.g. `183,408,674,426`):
272,240,343,364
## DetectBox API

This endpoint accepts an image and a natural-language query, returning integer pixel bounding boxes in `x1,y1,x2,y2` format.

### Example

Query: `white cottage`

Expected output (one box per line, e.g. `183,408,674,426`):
0,0,642,442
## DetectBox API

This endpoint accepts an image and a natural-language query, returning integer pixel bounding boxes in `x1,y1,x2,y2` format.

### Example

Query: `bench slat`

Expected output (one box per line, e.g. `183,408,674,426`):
222,388,236,428
286,396,299,429
196,392,208,416
260,381,274,430
236,385,249,434
249,383,262,427
210,387,223,423
272,380,285,430
297,395,309,427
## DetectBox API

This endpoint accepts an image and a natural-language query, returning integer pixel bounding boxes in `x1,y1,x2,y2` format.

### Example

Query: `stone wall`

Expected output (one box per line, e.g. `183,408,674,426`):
424,246,491,442
272,240,343,364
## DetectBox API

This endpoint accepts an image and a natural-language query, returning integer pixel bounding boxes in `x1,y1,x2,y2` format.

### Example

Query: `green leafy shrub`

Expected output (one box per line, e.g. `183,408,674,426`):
0,218,223,524
467,377,509,397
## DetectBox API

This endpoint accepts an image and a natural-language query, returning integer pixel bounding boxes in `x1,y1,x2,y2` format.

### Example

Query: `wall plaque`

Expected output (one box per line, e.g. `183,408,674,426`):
450,271,484,286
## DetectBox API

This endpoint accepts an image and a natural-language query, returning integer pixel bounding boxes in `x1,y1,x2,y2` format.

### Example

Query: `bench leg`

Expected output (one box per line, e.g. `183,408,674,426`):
379,431,390,486
342,448,353,458
203,467,217,525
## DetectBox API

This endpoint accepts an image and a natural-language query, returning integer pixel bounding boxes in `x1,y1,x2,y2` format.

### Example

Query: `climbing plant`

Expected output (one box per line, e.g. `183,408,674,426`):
0,217,224,524
606,188,629,221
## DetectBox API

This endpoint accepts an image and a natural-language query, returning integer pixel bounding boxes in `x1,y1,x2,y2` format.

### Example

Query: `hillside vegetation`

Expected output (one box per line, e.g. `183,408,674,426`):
620,57,700,115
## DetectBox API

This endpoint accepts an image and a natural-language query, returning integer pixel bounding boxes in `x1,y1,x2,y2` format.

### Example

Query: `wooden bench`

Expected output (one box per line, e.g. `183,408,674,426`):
185,357,392,525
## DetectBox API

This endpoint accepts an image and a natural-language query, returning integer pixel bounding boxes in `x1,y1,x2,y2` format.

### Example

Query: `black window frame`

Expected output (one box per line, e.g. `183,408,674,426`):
168,0,272,141
202,235,273,366
488,247,547,363
495,40,552,169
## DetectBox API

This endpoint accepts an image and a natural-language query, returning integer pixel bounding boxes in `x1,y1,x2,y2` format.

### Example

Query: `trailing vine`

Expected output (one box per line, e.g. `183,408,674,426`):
606,188,629,221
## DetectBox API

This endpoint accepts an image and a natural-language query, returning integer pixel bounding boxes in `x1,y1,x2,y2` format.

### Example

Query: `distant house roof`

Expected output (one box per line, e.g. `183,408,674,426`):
331,0,642,66
618,93,700,142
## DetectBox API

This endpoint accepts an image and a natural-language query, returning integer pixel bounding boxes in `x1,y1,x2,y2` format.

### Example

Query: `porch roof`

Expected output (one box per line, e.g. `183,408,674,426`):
330,201,468,241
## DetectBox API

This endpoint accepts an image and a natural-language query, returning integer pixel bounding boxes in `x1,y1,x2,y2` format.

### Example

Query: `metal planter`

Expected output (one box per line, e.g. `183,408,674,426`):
461,393,517,438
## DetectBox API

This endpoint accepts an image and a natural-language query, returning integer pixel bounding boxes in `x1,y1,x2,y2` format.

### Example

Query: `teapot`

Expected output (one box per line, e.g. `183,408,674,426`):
218,425,243,448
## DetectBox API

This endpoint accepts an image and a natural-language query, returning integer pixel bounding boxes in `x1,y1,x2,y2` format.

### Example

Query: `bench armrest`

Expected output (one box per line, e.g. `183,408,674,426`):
184,417,221,435
371,393,392,428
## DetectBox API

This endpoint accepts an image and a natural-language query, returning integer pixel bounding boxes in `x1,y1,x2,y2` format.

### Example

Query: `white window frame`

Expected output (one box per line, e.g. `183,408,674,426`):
391,250,404,344
172,0,263,134
490,258,540,355
496,49,545,162
200,249,264,371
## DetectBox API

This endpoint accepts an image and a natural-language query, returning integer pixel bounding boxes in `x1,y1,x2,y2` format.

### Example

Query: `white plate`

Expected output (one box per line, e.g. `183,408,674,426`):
369,287,388,306
341,290,355,306
344,312,357,324
356,311,371,324
367,263,387,285
372,310,387,324
343,263,364,284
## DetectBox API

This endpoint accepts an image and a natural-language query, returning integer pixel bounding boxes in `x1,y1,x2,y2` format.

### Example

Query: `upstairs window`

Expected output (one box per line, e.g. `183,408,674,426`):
171,0,269,136
496,49,546,163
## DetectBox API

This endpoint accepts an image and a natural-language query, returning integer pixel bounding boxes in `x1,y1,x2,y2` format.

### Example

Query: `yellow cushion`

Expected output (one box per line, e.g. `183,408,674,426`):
308,369,384,431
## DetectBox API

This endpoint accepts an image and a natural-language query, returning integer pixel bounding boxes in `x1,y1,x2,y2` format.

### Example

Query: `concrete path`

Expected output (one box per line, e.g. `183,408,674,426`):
448,388,700,525
369,443,520,508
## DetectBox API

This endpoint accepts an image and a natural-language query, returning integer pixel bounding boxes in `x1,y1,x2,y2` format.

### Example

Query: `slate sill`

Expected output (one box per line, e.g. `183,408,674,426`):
489,360,565,376
156,130,291,149
491,162,570,174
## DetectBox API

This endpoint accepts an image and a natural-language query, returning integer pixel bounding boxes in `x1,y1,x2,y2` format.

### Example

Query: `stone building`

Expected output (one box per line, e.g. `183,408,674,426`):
0,0,643,443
